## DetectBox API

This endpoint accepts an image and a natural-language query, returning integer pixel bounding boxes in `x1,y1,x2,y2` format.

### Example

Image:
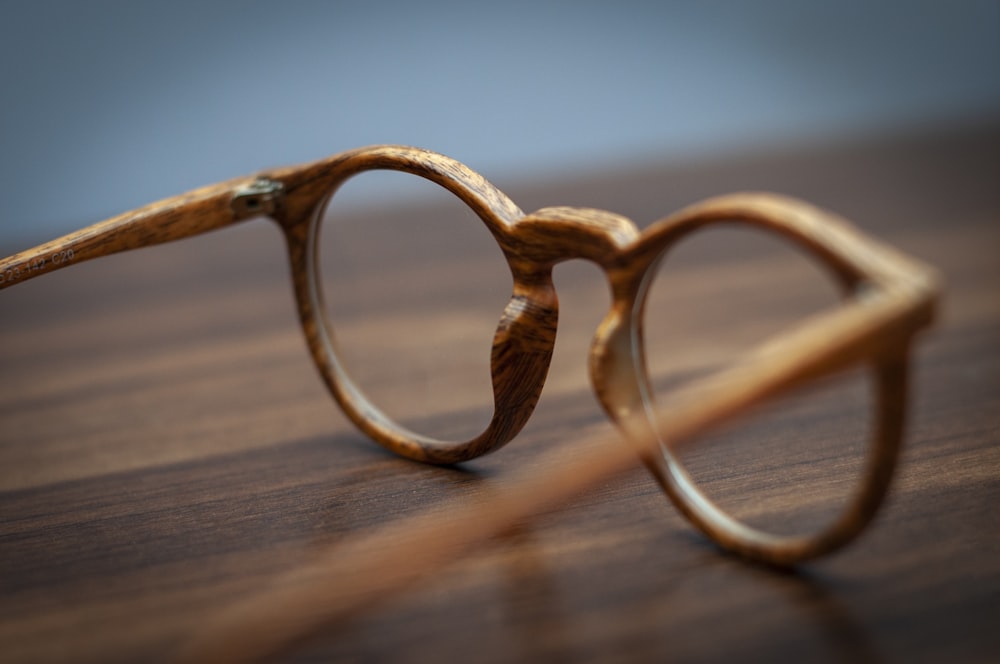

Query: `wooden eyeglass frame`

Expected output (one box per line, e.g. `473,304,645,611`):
0,145,939,566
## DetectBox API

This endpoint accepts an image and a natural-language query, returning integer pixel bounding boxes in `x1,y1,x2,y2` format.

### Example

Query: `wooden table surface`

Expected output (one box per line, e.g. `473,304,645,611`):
1,125,998,663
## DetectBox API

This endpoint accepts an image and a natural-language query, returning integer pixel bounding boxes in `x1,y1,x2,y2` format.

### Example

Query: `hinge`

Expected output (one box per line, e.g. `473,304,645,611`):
231,177,285,219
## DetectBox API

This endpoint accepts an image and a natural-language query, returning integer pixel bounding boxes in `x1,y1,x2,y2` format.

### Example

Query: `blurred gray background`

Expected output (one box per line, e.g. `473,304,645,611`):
1,0,998,246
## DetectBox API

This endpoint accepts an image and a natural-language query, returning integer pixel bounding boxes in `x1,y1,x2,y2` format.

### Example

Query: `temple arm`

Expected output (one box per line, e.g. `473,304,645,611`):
0,176,283,291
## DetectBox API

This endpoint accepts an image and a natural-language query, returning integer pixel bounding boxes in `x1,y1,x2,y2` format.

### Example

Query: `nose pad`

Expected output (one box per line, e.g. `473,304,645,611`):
589,308,666,471
589,307,647,424
482,282,559,449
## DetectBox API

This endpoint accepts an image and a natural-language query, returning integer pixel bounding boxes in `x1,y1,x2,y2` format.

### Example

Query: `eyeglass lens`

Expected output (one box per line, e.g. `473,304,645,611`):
642,224,872,538
316,169,511,442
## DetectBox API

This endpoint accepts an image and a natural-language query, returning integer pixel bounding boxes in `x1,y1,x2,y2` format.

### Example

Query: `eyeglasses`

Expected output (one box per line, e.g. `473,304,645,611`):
0,145,939,568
